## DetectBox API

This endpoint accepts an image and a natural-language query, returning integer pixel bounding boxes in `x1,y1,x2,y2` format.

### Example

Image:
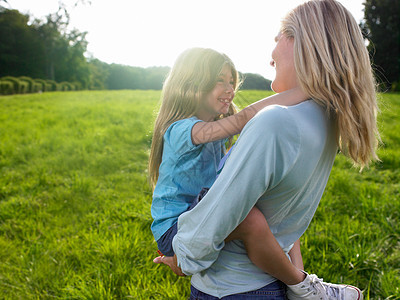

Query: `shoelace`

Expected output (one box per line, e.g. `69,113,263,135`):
309,275,344,300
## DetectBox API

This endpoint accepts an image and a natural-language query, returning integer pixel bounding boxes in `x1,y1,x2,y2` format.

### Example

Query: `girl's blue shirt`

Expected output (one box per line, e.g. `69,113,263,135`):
151,117,226,241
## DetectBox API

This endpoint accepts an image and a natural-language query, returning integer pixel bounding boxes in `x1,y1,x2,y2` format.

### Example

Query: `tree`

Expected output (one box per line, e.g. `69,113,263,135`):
57,28,90,88
0,6,90,87
143,66,170,90
87,58,109,90
32,6,89,87
0,9,45,78
34,14,67,81
240,73,272,90
105,65,170,90
106,64,142,90
361,0,400,91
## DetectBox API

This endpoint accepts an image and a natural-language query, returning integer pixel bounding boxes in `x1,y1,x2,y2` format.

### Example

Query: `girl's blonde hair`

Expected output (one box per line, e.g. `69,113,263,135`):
148,48,239,189
281,0,380,167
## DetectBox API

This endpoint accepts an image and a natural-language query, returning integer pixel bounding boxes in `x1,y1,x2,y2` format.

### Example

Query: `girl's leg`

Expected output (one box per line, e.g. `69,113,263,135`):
226,207,305,285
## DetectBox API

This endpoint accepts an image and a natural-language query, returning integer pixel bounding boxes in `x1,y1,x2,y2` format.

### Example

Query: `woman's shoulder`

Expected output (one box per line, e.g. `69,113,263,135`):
253,100,319,127
242,103,310,147
250,104,295,129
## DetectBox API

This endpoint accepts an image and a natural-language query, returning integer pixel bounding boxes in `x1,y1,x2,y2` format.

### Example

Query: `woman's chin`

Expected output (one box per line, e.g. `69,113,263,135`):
271,81,291,94
270,82,280,93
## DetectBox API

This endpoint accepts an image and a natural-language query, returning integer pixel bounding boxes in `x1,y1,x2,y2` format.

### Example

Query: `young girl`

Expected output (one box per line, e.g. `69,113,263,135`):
150,48,308,286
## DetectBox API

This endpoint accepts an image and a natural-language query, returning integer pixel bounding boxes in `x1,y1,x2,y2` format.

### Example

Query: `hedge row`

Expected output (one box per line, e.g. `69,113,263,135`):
0,76,81,95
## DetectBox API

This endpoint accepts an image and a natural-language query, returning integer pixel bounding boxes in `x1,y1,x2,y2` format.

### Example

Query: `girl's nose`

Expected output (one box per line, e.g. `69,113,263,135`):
225,83,234,94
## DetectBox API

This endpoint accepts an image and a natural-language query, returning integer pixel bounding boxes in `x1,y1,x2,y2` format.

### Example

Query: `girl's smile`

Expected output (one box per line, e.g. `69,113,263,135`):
197,64,235,121
218,96,233,110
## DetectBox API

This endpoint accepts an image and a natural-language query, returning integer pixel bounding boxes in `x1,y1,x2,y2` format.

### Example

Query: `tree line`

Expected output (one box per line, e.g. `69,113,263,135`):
0,0,398,92
0,6,271,92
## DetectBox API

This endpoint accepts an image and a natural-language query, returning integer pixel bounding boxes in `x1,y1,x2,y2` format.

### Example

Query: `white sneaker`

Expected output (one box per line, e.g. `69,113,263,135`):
286,272,363,300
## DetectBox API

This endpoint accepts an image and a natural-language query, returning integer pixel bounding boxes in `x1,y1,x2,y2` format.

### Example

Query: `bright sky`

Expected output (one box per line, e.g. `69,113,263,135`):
7,0,365,80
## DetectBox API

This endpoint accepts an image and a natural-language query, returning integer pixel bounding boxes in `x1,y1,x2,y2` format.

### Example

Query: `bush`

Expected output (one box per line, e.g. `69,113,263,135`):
1,76,20,93
34,79,52,92
0,76,30,94
32,82,42,93
60,82,73,91
34,79,46,92
19,76,43,93
19,76,35,93
72,81,82,91
0,80,15,95
46,80,60,91
18,81,29,93
0,76,79,94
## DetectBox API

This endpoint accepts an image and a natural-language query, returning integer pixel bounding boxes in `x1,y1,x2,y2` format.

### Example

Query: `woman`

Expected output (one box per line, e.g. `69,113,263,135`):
157,0,379,299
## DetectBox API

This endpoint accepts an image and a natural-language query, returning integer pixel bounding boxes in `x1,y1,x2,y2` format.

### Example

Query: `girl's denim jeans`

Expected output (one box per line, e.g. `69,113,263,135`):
190,281,287,300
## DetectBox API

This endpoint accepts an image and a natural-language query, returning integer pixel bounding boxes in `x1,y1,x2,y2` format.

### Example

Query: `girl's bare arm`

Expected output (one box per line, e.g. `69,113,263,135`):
191,87,308,145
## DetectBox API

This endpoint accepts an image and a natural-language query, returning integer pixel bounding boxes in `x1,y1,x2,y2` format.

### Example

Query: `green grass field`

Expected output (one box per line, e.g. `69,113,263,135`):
0,90,399,299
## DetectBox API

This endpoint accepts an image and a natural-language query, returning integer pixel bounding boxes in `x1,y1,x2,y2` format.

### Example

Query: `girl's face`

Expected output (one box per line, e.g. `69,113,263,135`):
197,64,235,121
270,32,298,93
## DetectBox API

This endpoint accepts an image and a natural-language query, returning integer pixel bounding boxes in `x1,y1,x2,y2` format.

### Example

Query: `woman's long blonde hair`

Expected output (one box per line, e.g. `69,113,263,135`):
281,0,380,167
148,48,239,189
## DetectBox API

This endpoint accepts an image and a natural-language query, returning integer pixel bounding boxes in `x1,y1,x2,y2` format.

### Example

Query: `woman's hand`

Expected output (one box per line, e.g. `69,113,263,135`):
153,254,186,276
